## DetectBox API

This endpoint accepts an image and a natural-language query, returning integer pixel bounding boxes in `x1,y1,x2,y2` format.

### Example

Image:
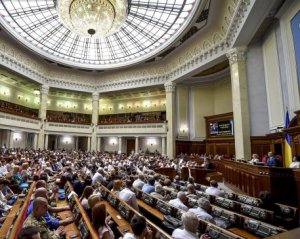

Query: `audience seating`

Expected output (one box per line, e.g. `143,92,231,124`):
0,99,38,119
99,185,173,239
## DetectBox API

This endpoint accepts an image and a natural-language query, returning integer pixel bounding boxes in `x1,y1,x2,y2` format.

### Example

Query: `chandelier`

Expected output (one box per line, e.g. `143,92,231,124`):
57,0,128,38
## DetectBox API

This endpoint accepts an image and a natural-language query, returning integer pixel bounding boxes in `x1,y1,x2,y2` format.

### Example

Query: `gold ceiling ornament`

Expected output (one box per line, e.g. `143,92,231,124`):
57,0,128,38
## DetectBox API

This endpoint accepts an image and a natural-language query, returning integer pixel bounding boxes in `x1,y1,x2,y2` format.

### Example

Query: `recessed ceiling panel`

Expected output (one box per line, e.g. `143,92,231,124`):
0,0,202,69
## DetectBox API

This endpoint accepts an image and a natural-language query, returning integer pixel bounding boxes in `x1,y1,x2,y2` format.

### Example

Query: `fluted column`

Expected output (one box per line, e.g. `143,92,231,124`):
164,82,176,159
226,47,251,160
91,92,99,151
33,133,38,150
87,136,91,151
97,137,101,152
118,137,122,154
161,136,166,156
37,85,49,149
135,136,139,154
44,134,49,150
9,130,14,149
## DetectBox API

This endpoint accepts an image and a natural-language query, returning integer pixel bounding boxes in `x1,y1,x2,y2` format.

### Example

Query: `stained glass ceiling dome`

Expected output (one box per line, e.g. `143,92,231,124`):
0,0,203,70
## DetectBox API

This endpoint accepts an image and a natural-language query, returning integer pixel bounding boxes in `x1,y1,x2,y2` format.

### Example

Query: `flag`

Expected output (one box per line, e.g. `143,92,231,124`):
284,111,292,167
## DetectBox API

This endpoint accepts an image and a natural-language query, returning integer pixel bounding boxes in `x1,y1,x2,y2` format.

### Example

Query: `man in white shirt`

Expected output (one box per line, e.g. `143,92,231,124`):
119,180,139,211
92,168,104,185
133,174,145,190
169,191,189,212
205,180,225,197
172,211,199,239
188,198,215,223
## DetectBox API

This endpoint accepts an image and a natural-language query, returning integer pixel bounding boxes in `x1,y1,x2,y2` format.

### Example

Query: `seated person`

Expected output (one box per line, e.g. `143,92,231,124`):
163,178,176,192
111,179,122,196
201,158,214,169
289,156,300,168
23,197,65,239
169,191,189,212
173,175,181,185
249,154,260,164
205,180,225,197
188,198,215,223
119,180,139,211
123,215,153,239
87,194,102,221
0,179,16,207
186,184,197,199
142,177,155,194
27,187,73,230
172,211,199,239
18,226,40,239
80,186,94,210
133,174,145,190
150,185,164,200
92,202,115,239
11,166,29,190
266,152,279,167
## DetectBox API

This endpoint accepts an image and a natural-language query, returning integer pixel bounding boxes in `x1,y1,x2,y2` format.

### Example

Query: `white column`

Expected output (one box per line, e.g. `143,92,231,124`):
135,136,139,154
33,133,38,150
54,135,58,150
161,136,166,156
226,47,251,160
87,137,91,151
38,85,49,149
91,92,99,151
9,130,14,149
44,134,49,150
118,137,122,154
75,136,79,150
97,137,101,152
164,82,176,159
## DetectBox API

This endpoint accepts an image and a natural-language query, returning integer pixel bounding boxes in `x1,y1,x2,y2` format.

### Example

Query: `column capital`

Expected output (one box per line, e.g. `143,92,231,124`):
226,46,247,65
40,85,49,95
92,92,99,101
164,81,176,93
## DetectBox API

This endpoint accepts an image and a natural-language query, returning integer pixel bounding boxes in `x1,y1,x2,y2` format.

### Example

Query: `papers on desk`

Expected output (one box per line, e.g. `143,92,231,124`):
68,191,78,199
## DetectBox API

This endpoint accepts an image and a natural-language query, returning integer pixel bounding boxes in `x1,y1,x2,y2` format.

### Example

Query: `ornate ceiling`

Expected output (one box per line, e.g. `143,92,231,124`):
0,0,205,69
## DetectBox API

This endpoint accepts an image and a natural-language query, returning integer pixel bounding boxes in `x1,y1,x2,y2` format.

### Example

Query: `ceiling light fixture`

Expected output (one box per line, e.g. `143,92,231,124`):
57,0,128,38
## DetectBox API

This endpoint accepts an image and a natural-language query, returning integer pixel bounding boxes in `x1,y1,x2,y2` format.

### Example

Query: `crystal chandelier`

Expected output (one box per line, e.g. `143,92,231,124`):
57,0,128,38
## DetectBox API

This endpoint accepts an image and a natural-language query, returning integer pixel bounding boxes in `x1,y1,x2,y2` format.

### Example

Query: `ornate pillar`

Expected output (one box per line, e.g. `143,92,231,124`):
38,85,49,149
9,130,14,149
87,136,91,151
33,133,38,150
75,136,79,150
164,82,176,159
97,137,102,152
54,135,58,150
161,136,166,156
226,47,251,160
135,136,139,154
44,134,49,150
118,137,122,154
91,92,99,151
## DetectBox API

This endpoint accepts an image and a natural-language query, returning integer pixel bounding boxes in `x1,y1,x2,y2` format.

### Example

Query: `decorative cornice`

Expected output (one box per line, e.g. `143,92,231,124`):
164,81,176,93
92,92,99,101
226,46,247,65
40,85,49,95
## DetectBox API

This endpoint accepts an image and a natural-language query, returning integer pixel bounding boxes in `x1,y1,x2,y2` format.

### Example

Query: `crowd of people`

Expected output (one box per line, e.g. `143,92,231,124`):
0,148,293,239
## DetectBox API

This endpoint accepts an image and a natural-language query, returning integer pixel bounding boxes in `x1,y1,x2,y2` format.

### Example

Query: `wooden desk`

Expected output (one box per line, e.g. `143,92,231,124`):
228,227,260,239
137,199,164,221
266,227,300,239
56,197,80,239
100,201,132,235
0,199,23,239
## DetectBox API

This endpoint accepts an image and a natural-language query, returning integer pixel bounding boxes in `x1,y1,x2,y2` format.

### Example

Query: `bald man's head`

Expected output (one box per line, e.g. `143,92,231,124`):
34,187,47,199
33,197,48,218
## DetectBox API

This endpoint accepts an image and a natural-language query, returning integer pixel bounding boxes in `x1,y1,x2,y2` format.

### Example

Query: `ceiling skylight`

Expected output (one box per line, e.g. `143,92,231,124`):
0,0,202,69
